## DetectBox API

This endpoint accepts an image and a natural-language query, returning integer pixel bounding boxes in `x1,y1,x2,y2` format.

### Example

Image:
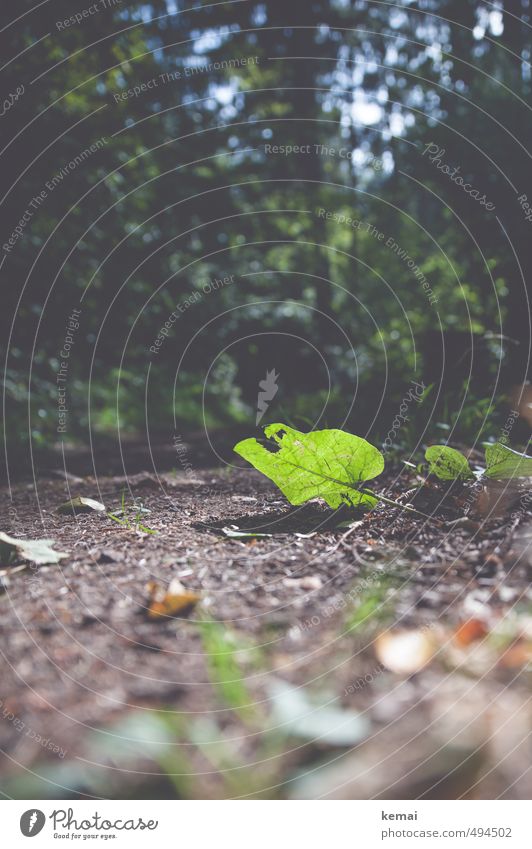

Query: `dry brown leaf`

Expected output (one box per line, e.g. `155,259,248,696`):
375,628,435,675
453,618,489,647
146,578,201,619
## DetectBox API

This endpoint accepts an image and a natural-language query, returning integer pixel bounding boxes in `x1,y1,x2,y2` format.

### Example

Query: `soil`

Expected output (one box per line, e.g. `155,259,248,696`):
1,442,531,800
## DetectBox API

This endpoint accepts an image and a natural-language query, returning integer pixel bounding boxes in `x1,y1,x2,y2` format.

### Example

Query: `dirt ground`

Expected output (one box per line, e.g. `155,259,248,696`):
1,443,532,800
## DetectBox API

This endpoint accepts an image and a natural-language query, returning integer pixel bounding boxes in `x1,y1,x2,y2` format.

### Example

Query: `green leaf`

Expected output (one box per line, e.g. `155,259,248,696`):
484,443,532,479
0,532,68,566
425,445,474,480
57,496,106,514
234,424,384,509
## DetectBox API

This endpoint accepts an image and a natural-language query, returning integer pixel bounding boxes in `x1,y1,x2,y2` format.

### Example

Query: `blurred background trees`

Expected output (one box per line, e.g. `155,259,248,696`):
2,0,531,472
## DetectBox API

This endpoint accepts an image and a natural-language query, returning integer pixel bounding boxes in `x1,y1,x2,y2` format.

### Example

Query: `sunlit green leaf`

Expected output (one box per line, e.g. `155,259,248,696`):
234,424,384,508
425,445,474,480
57,496,106,514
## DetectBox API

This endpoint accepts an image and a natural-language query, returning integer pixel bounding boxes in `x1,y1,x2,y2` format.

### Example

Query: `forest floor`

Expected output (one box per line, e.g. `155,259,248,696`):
1,441,532,800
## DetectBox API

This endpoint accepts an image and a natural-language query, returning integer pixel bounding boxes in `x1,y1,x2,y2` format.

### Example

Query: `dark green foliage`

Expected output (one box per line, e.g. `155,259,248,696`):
2,2,530,469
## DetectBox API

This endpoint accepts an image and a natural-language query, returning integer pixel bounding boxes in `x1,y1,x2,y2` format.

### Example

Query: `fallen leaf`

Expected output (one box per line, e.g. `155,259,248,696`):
283,576,323,590
425,445,475,481
234,424,384,509
269,679,370,746
484,443,532,479
375,628,435,675
0,532,68,566
221,525,272,539
147,578,201,619
498,639,532,668
57,496,106,514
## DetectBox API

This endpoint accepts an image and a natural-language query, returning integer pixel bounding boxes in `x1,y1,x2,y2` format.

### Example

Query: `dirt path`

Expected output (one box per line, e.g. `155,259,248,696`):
1,460,531,799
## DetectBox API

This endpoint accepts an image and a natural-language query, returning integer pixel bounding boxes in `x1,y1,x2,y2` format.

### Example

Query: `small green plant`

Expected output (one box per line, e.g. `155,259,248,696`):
425,442,532,481
344,584,393,634
107,490,157,534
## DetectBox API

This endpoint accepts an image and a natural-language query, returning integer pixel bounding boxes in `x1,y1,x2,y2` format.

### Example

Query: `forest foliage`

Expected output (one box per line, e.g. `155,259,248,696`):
2,1,531,463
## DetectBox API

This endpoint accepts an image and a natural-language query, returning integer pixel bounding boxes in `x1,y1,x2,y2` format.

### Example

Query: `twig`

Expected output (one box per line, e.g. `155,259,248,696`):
327,520,365,555
360,487,443,526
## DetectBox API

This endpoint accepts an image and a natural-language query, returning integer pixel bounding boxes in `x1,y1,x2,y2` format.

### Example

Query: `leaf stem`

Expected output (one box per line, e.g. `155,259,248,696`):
360,487,442,525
